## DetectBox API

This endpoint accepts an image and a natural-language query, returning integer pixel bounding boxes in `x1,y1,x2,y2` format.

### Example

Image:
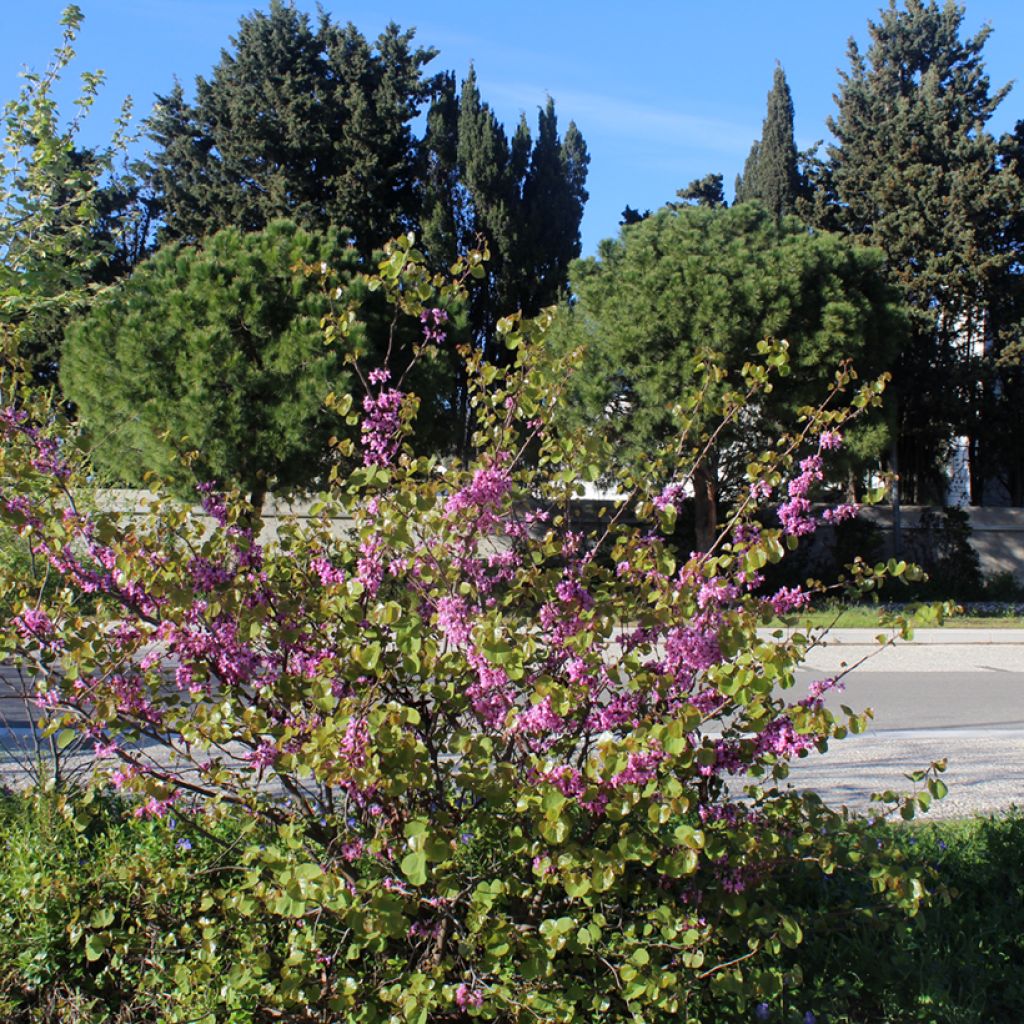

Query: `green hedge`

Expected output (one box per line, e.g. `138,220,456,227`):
1,790,1022,1023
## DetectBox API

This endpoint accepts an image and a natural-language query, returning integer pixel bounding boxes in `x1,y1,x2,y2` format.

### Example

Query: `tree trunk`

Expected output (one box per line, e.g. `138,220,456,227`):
693,460,718,553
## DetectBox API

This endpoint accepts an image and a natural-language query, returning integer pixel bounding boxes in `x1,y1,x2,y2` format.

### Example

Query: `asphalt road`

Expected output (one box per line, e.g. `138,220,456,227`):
2,629,1022,818
785,629,1024,817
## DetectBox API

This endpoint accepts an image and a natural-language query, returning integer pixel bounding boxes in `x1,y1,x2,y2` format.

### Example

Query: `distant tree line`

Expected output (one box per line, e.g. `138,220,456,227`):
12,0,1024,513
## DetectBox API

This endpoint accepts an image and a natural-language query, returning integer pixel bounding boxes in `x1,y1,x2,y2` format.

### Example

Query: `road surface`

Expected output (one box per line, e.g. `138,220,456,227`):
2,629,1022,818
785,629,1024,817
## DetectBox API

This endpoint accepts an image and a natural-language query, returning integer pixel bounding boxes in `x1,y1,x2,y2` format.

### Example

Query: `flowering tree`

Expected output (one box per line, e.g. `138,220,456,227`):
0,236,942,1021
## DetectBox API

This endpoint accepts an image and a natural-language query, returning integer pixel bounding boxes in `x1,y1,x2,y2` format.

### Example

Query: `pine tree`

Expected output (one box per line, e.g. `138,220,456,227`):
734,65,801,217
550,204,903,550
825,0,1021,503
61,219,453,501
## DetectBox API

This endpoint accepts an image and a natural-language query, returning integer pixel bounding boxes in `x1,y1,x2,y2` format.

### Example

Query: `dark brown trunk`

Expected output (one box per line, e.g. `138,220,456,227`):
693,460,718,553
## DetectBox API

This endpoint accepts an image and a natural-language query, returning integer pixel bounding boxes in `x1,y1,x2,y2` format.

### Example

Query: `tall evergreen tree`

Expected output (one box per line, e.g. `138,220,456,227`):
142,1,436,254
825,0,1021,503
421,68,589,366
735,65,801,217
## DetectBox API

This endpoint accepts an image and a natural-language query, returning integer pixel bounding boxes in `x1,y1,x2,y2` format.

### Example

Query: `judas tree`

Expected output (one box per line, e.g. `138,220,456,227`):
0,234,938,1021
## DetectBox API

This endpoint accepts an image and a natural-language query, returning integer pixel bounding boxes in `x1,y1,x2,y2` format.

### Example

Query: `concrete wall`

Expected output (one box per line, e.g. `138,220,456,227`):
860,505,1024,582
90,491,1024,582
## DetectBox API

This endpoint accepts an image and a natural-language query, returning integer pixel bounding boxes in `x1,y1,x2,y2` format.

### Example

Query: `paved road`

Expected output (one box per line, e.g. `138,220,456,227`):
3,630,1022,818
784,629,1024,817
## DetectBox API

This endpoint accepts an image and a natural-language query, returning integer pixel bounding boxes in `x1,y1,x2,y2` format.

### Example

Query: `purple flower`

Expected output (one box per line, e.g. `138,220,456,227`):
420,307,448,345
361,387,404,467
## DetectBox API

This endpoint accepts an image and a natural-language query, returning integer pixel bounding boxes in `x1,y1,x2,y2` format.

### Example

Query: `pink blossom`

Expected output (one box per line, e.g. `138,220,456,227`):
356,537,384,598
756,715,817,759
819,430,843,450
361,388,404,467
243,739,279,771
454,984,484,1010
436,595,473,648
310,556,345,586
14,607,53,639
444,464,513,530
514,696,566,736
822,503,858,525
778,496,816,536
340,840,365,862
654,482,686,512
339,716,370,769
465,650,514,728
769,586,811,615
802,676,844,708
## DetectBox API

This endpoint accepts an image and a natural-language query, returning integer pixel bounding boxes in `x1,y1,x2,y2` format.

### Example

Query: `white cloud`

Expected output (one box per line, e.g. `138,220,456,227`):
486,82,754,155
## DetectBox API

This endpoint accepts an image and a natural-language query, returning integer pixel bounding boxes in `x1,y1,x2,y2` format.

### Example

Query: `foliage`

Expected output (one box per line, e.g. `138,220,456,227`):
772,812,1024,1023
0,235,940,1021
140,3,588,452
60,218,454,502
550,202,904,548
0,5,140,384
821,0,1022,504
676,174,726,209
143,0,435,255
0,787,284,1023
734,66,803,218
8,796,1023,1024
420,67,589,367
905,507,984,602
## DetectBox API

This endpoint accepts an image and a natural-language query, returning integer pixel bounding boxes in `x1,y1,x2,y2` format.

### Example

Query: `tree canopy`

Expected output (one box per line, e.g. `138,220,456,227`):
822,0,1021,503
143,1,436,255
551,203,904,547
60,219,445,503
137,2,588,450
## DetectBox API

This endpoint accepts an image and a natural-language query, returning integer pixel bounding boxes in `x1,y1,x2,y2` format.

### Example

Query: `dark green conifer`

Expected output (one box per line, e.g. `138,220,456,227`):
825,0,1021,503
735,65,801,217
143,1,436,254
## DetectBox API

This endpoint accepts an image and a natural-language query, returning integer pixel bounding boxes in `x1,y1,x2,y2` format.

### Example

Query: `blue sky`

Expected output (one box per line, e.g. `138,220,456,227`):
5,1,1024,257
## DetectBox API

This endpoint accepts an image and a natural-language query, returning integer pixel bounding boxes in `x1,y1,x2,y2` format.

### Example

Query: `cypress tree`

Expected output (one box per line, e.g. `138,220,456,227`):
421,68,589,366
735,65,801,217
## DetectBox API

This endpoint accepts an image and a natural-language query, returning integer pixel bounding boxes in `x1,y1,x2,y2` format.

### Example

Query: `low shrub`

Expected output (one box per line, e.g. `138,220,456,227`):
4,793,1022,1023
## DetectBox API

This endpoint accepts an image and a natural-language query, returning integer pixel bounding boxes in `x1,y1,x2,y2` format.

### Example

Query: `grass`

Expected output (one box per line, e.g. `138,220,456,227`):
768,604,1024,630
